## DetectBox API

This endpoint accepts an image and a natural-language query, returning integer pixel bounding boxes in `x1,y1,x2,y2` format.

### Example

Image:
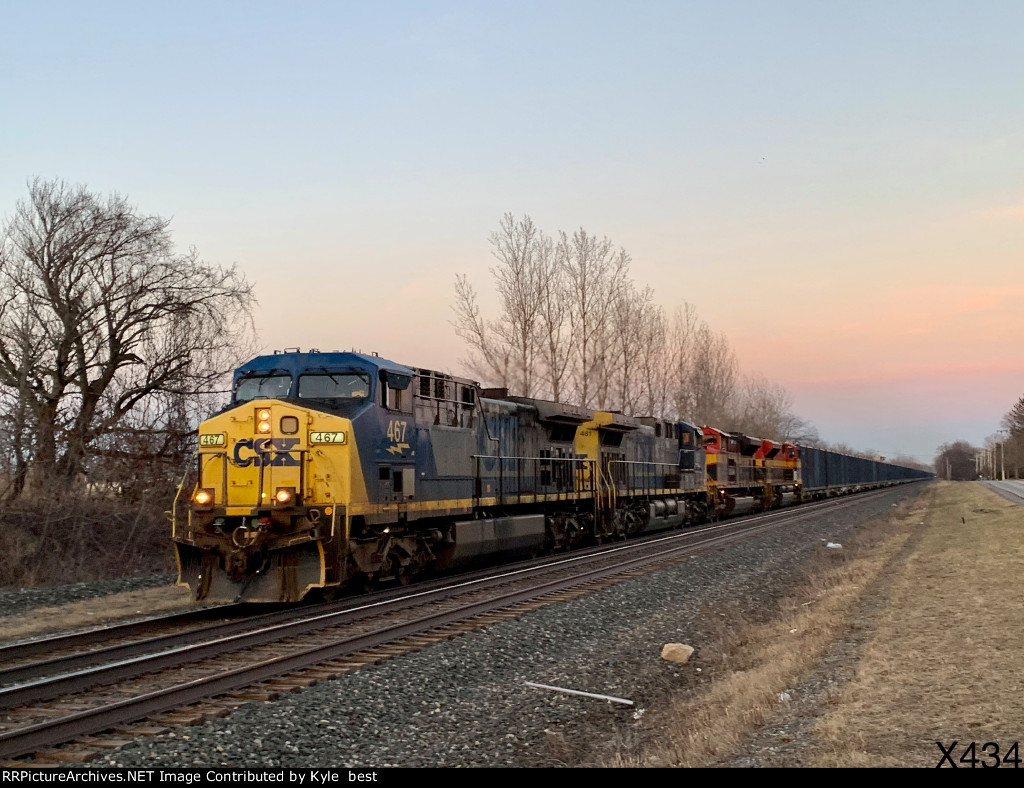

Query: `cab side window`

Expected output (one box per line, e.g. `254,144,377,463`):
387,385,412,413
381,371,413,414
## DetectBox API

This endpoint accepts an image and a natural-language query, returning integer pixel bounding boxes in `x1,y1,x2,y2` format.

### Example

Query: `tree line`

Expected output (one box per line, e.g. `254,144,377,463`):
453,213,819,444
933,395,1024,480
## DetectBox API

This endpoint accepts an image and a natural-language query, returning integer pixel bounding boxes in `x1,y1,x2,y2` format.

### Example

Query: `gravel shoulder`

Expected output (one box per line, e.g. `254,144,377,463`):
80,485,928,768
0,576,191,644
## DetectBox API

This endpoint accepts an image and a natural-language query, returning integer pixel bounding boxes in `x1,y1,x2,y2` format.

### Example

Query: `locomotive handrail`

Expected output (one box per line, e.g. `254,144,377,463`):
606,459,687,513
172,451,228,539
470,454,598,507
170,451,199,540
309,447,344,542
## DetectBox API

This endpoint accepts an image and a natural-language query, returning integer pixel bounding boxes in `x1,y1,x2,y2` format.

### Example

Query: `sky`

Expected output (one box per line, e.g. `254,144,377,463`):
2,0,1022,463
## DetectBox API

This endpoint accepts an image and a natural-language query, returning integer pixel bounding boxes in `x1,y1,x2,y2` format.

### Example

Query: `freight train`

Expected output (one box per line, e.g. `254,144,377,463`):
172,350,931,602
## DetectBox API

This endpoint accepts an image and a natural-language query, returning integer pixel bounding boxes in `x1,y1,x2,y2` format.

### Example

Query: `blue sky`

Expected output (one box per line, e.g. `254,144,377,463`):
2,1,1022,461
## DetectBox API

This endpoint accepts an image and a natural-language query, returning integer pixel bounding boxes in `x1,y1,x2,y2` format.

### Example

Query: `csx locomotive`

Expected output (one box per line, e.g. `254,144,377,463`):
172,350,930,602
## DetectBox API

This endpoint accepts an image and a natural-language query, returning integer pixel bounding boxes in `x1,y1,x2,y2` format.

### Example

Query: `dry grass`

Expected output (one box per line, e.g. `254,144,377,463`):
810,482,1024,767
0,495,174,588
608,490,928,767
0,585,196,641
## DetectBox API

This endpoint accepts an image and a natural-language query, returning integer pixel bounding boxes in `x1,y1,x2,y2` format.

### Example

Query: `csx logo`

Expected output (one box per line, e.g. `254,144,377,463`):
233,438,301,467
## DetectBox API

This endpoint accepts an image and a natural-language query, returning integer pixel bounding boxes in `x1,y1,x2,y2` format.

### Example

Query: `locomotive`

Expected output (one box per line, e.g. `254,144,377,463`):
172,350,930,603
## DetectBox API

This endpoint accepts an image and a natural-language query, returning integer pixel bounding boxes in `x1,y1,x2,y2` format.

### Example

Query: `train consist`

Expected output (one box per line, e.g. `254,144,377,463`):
172,350,931,602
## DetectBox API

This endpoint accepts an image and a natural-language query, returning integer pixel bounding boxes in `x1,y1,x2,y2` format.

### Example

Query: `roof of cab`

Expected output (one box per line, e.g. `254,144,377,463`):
234,351,415,380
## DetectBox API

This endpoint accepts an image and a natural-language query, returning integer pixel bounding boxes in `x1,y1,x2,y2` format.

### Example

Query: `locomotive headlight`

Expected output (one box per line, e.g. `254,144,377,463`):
192,488,215,508
256,421,272,434
255,407,272,434
274,486,297,506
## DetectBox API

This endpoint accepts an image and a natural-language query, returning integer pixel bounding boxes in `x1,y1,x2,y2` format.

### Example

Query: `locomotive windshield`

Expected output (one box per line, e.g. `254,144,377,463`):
235,374,292,402
298,373,371,401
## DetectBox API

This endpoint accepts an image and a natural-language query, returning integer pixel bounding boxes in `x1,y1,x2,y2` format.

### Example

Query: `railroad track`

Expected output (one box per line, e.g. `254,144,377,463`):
0,487,904,764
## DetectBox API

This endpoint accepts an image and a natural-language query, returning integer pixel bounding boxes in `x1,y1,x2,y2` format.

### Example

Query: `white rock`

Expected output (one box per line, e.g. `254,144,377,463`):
826,542,842,549
660,643,695,663
778,692,792,703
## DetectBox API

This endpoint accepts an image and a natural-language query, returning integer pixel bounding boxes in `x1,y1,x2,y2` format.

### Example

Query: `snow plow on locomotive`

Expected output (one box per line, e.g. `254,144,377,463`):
172,350,931,603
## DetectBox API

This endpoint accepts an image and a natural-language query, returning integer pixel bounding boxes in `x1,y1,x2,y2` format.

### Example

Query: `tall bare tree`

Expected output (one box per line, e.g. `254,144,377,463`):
452,215,823,451
534,231,573,402
666,303,700,421
488,213,544,397
561,228,629,408
636,301,668,417
608,282,657,415
451,273,512,389
684,323,737,426
0,178,255,499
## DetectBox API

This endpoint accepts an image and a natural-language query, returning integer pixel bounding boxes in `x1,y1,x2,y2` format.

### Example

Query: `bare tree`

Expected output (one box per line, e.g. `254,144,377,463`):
452,215,821,446
636,302,668,417
608,282,657,415
0,178,255,499
934,440,977,480
684,323,737,427
534,231,573,402
561,228,629,408
453,214,557,396
488,214,544,397
665,304,700,421
731,373,819,443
